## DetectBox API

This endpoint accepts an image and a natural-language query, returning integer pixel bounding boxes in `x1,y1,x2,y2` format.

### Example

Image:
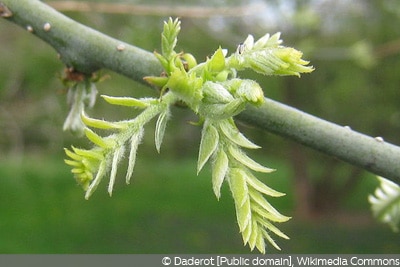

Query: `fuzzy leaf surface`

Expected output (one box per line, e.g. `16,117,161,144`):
197,121,219,173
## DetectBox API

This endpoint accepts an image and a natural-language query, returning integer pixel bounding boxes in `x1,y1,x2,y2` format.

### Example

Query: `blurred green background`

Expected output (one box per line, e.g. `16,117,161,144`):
1,0,399,253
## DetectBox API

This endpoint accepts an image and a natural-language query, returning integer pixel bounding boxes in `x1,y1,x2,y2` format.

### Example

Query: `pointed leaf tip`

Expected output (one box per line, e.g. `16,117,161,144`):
228,146,275,173
218,120,260,149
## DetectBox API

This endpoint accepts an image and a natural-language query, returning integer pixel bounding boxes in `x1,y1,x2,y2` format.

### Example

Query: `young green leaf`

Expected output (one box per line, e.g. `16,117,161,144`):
63,81,97,135
202,81,234,104
81,112,126,130
208,47,226,73
165,69,203,110
226,33,313,77
249,187,289,221
108,145,125,196
242,219,253,246
101,95,151,108
143,76,169,88
234,79,265,105
197,121,219,173
155,109,170,153
64,147,83,161
252,203,290,223
84,128,113,149
261,229,280,251
199,99,245,120
64,159,81,167
161,17,181,59
72,147,104,161
85,160,108,200
245,170,285,197
228,146,275,173
229,168,252,232
126,127,144,184
248,219,262,251
257,215,289,240
253,32,282,50
218,119,260,149
212,148,229,199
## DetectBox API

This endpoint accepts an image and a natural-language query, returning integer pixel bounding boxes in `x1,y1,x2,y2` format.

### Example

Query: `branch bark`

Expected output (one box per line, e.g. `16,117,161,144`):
2,0,400,182
0,0,163,82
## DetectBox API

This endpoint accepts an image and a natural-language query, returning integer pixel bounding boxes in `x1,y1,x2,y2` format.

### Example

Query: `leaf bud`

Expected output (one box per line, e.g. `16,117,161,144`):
202,81,234,104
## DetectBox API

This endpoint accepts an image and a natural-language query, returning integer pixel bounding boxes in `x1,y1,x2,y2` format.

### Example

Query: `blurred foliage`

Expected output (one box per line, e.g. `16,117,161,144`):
1,0,400,253
0,155,397,253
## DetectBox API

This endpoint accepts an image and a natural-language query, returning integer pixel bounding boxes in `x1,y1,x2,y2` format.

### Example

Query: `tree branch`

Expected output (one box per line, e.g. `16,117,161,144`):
237,102,400,182
2,0,400,182
0,0,163,82
46,1,265,18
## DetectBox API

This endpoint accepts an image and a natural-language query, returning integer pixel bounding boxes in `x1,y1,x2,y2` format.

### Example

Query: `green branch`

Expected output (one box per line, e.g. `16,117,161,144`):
2,0,400,184
0,0,162,81
238,102,400,182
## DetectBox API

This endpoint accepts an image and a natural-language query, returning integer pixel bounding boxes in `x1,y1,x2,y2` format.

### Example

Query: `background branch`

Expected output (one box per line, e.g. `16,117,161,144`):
2,0,400,182
46,1,265,18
